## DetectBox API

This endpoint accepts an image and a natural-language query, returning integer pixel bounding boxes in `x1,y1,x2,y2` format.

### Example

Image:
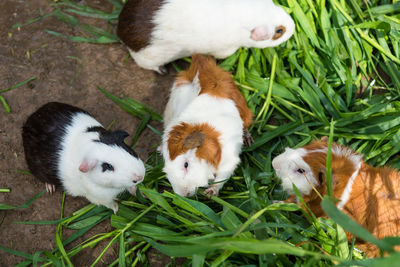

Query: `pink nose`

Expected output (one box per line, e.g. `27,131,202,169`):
133,174,144,184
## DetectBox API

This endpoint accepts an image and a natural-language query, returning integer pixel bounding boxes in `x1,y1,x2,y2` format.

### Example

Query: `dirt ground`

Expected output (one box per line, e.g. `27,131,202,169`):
0,0,175,265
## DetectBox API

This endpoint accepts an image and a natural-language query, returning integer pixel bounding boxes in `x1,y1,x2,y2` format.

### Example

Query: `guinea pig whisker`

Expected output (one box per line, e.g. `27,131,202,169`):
208,177,229,185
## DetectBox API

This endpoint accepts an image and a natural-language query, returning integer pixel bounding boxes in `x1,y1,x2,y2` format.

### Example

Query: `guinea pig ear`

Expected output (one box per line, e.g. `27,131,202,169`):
320,136,329,143
250,26,271,41
318,169,337,186
318,170,325,184
79,158,98,173
196,134,222,168
183,131,205,150
113,130,130,142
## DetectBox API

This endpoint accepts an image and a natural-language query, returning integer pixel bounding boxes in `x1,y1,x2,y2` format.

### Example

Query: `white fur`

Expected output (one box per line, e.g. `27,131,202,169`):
272,148,318,195
58,113,146,213
337,160,362,210
128,0,295,72
162,83,243,196
163,73,201,128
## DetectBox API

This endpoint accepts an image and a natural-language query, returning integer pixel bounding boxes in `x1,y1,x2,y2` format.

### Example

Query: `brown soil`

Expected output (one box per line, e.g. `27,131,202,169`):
0,0,175,265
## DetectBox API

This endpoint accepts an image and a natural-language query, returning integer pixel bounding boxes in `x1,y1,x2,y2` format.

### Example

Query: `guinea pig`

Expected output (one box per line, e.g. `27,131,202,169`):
22,102,146,213
161,54,253,197
272,137,400,257
117,0,295,74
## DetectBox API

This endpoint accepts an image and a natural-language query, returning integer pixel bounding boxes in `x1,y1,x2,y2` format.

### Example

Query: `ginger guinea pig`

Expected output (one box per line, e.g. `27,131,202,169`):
272,138,400,257
161,54,253,197
22,102,146,213
117,0,295,74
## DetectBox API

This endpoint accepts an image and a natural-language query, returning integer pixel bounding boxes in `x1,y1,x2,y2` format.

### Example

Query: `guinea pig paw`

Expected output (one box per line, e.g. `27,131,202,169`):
204,186,219,197
111,202,119,214
45,183,56,194
156,65,168,75
243,129,254,147
128,186,137,196
128,186,148,199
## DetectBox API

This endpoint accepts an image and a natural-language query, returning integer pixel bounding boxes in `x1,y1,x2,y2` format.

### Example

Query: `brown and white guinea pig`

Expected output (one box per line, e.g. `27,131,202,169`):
160,54,253,197
22,102,146,213
117,0,295,74
272,137,400,257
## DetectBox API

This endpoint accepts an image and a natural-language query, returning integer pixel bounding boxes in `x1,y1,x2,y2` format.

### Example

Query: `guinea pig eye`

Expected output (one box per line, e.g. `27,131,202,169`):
297,168,305,174
101,162,114,172
272,26,286,40
184,161,189,169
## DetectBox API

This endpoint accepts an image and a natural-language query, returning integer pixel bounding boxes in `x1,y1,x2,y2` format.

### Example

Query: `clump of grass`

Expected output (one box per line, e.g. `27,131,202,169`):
2,0,400,266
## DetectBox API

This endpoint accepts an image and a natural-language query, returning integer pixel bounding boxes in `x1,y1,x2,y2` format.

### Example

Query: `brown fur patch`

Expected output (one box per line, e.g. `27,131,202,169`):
346,166,400,233
168,123,222,168
302,140,329,151
177,54,253,129
117,0,163,51
342,164,400,257
300,151,358,217
272,25,286,40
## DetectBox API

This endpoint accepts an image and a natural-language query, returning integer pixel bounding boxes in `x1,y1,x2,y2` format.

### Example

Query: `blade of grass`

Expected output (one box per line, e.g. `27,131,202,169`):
0,190,45,210
326,120,334,197
0,76,37,94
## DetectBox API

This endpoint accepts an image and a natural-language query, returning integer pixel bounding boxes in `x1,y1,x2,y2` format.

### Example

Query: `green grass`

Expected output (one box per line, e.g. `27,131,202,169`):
3,0,400,266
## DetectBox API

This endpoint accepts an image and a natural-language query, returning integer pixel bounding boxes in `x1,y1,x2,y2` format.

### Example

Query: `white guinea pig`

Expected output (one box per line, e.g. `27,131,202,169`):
117,0,295,74
161,54,253,197
22,102,146,213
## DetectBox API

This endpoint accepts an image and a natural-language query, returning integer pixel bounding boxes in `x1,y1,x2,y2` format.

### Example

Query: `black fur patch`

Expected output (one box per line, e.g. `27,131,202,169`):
22,102,90,187
117,0,164,51
87,127,139,158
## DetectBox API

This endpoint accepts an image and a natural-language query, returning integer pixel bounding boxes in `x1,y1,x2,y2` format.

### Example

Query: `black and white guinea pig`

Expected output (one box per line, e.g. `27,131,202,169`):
117,0,295,74
22,102,146,213
161,55,253,197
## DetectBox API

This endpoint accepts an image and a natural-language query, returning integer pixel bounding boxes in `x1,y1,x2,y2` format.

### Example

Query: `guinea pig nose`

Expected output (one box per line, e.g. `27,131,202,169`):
184,191,194,197
132,174,144,183
182,188,192,197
